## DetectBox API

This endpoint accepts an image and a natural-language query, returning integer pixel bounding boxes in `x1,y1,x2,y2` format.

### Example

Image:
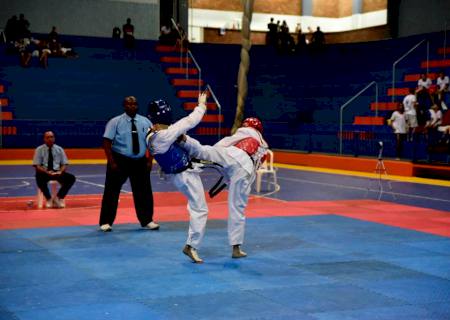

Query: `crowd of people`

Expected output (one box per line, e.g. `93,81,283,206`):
388,70,449,159
4,14,77,68
266,18,325,54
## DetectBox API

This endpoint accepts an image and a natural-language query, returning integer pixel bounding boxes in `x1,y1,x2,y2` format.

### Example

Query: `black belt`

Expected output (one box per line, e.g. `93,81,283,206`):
191,159,227,198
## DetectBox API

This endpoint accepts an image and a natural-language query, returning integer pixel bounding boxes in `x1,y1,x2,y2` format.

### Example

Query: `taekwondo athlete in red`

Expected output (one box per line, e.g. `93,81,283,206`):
181,117,269,258
146,92,208,263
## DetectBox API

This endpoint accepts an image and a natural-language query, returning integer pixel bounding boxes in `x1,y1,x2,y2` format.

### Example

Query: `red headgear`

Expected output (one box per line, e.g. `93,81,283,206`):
242,117,263,133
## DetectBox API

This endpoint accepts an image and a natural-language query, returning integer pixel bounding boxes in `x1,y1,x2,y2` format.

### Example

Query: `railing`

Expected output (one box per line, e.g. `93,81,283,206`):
391,39,428,103
339,81,378,154
187,50,201,91
207,84,222,140
170,17,223,141
0,29,5,44
171,18,185,69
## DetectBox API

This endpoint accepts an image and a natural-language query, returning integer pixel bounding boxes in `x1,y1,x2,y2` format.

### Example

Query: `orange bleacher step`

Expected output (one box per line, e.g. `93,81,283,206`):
155,45,187,53
370,102,397,111
160,56,192,64
202,115,224,123
1,111,13,120
196,127,231,135
353,116,384,125
404,73,438,82
0,98,8,107
171,79,205,87
184,102,217,110
177,90,209,98
2,126,17,135
387,88,410,96
165,67,198,75
437,47,450,55
421,59,450,68
0,85,4,94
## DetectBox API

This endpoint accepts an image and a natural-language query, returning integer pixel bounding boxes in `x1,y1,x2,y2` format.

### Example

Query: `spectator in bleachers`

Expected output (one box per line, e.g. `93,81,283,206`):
46,32,77,59
438,109,450,138
48,26,59,43
112,26,121,39
403,87,418,141
17,14,30,39
426,104,443,130
32,131,76,209
425,104,444,156
436,70,449,110
416,73,432,111
295,25,307,53
175,22,189,48
122,18,135,49
310,26,325,51
20,38,49,68
266,17,278,47
4,15,18,43
278,20,294,54
158,24,174,45
388,103,407,160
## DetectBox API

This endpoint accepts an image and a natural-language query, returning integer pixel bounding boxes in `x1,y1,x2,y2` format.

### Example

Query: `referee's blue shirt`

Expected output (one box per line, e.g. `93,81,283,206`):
103,113,152,158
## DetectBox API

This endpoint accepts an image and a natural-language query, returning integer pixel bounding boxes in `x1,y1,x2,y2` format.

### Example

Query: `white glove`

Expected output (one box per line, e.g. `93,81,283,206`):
198,92,207,107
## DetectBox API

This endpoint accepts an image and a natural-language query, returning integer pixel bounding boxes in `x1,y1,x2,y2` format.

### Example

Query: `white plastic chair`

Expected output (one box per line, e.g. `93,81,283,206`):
37,180,58,209
255,149,278,193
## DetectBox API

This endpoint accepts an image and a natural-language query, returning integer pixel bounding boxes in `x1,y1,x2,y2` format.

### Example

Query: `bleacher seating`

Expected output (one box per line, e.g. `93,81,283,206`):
0,36,190,147
187,31,448,161
1,31,448,162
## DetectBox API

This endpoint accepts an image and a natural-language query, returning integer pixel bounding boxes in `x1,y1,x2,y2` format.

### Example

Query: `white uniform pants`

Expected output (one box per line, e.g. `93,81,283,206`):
183,141,254,246
172,170,208,249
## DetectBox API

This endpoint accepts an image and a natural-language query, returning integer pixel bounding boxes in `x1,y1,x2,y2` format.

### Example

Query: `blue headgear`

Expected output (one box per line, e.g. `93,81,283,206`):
148,99,172,125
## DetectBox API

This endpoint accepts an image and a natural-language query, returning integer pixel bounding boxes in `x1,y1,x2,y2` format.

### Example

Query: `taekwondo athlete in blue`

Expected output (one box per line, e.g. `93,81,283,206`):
146,92,208,263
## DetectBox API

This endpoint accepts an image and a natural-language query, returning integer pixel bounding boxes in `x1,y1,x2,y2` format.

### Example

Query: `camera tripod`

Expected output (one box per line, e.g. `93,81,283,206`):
367,142,395,200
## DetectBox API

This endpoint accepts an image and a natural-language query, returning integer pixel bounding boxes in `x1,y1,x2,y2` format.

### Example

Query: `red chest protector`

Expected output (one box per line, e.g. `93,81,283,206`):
234,137,260,156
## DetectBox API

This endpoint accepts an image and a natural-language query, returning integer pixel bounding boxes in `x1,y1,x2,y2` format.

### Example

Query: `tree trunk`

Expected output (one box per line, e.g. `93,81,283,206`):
231,0,254,134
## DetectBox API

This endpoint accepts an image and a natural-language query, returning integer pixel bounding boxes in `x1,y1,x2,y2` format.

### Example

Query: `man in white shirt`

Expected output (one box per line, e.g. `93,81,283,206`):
427,104,443,129
416,73,432,109
388,103,407,160
403,87,418,140
436,70,449,110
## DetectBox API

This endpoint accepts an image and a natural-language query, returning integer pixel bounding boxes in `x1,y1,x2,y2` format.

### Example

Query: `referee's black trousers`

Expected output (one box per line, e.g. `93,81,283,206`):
99,152,154,227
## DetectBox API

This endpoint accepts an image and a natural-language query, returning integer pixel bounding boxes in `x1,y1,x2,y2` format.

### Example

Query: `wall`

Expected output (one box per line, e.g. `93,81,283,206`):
0,0,160,40
191,0,302,15
188,0,387,43
203,25,389,45
312,0,352,18
398,0,450,37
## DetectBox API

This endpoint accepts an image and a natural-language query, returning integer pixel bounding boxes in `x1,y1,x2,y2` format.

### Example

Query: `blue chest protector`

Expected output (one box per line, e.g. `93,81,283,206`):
153,143,191,174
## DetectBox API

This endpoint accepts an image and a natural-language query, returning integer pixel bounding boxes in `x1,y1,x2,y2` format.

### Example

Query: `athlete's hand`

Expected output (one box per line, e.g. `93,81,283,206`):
177,134,187,143
198,91,207,107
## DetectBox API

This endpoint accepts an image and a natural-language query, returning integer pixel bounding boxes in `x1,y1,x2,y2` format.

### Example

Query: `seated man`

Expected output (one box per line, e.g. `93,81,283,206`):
32,131,76,208
436,70,449,110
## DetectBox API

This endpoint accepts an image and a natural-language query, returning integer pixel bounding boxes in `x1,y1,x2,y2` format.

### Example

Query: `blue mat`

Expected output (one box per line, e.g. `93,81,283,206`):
0,215,449,319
